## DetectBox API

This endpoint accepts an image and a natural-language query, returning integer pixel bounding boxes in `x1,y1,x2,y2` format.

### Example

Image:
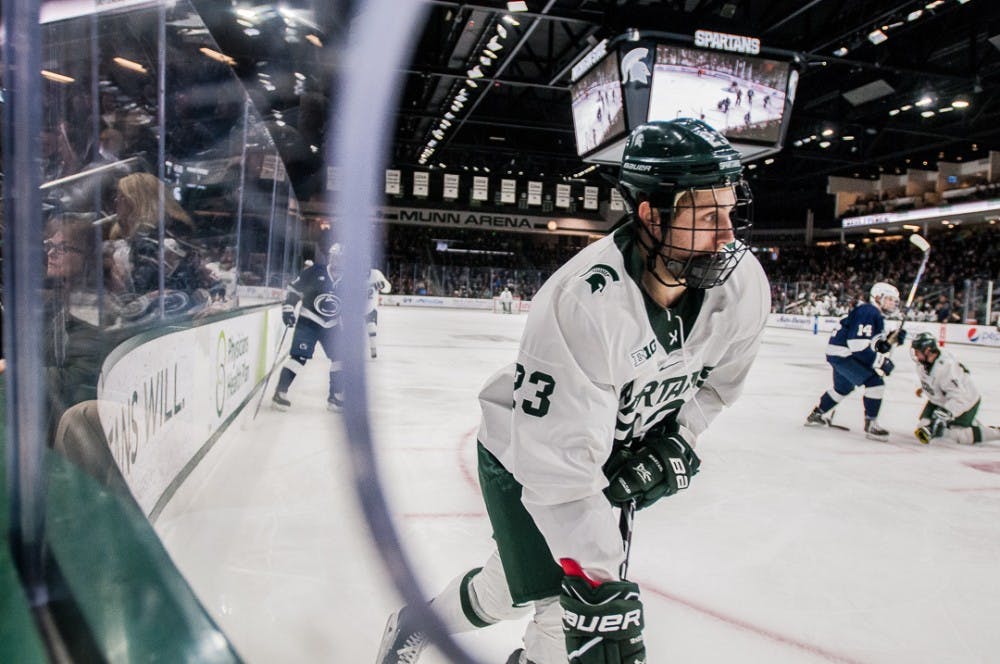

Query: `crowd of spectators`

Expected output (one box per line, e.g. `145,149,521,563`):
382,222,1000,325
766,224,999,323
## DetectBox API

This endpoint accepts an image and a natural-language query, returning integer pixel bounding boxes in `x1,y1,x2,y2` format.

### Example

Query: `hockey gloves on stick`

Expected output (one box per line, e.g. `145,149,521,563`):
282,308,296,327
873,353,894,377
560,573,645,664
884,327,908,347
604,431,700,510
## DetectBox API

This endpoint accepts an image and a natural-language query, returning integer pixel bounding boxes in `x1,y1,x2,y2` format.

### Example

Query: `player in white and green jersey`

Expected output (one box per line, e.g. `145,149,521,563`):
910,332,999,445
377,119,771,664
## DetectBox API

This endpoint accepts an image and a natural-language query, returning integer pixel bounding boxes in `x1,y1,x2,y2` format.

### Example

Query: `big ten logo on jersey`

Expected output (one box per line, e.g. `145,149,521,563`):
615,366,714,443
630,338,657,367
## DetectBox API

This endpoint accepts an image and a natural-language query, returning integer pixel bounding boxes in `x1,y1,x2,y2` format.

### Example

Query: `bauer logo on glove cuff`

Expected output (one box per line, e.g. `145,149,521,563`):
563,608,642,633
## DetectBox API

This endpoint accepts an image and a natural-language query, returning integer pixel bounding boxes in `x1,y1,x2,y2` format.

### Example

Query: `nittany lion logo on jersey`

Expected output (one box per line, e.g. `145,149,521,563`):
620,47,650,85
582,264,620,294
313,293,342,318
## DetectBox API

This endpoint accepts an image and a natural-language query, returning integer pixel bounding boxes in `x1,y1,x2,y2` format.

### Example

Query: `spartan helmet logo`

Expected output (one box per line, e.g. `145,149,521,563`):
582,263,621,294
620,47,650,85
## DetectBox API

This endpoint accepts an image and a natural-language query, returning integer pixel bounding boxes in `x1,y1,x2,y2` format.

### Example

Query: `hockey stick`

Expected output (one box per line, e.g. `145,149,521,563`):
890,234,931,342
618,499,637,579
252,324,291,420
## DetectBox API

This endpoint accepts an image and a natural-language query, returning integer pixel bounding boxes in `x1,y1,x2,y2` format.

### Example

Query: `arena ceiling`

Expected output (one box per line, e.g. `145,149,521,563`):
197,0,1000,227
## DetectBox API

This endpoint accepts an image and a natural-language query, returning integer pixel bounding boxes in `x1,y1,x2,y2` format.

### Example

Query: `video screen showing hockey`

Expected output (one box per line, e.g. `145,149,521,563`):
647,45,790,143
570,51,626,155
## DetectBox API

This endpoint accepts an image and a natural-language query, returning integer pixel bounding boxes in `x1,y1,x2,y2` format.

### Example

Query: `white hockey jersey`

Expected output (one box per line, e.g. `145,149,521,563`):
914,350,981,417
477,222,770,580
367,268,391,314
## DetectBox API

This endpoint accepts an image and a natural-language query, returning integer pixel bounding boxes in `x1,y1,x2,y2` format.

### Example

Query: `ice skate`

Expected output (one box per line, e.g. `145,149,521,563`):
804,407,828,427
272,391,291,411
864,418,889,441
376,606,428,664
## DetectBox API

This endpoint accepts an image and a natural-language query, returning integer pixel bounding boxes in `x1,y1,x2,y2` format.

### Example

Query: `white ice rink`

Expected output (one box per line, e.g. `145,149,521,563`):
156,305,1000,664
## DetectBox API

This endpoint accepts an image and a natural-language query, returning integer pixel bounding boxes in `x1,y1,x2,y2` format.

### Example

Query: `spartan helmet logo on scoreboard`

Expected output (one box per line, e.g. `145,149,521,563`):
620,47,651,85
617,118,753,289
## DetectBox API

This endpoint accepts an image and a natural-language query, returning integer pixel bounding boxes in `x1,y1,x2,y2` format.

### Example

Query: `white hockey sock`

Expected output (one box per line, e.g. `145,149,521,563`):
430,550,529,633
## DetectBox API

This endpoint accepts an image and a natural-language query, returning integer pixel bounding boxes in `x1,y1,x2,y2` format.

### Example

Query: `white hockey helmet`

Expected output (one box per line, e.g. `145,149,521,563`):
870,281,899,312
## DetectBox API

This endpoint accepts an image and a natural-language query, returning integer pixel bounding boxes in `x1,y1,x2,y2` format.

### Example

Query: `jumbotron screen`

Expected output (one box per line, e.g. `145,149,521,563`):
647,44,792,144
570,51,627,156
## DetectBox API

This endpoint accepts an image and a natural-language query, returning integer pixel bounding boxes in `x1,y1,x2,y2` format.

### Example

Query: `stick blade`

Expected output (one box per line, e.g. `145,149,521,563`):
909,234,930,252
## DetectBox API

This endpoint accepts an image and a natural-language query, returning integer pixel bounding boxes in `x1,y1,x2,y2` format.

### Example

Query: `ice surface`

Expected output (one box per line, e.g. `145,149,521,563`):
156,306,1000,663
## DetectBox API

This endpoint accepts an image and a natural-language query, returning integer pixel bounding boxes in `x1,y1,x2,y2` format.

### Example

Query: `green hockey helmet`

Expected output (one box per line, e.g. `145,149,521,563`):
618,118,744,210
911,332,938,353
617,119,752,289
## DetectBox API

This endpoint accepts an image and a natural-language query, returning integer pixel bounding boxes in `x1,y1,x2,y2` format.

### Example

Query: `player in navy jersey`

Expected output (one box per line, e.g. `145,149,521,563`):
272,244,345,412
805,282,906,440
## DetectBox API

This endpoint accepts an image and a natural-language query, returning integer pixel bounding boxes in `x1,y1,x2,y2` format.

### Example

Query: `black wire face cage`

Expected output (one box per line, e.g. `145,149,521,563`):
637,179,753,290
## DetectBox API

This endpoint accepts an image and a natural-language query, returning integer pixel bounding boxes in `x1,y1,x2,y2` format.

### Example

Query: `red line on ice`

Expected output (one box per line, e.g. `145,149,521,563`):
638,581,866,664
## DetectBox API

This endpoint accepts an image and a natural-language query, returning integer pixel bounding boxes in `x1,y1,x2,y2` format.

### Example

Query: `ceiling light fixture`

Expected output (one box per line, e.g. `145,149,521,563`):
496,24,508,39
822,128,834,137
199,47,236,66
432,130,445,140
479,56,492,66
486,37,504,51
951,97,970,108
507,1,528,11
466,79,478,88
907,9,923,21
915,95,933,106
306,34,323,48
467,66,484,78
833,47,848,57
502,15,521,26
868,29,888,45
889,108,900,115
41,70,74,84
819,141,831,148
482,49,497,60
920,110,935,117
113,56,148,73
900,104,913,111
842,135,855,141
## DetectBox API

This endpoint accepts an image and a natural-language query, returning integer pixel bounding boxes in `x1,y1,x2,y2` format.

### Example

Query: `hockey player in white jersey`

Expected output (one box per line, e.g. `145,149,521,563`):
376,119,770,664
367,267,391,358
498,286,514,314
910,332,999,445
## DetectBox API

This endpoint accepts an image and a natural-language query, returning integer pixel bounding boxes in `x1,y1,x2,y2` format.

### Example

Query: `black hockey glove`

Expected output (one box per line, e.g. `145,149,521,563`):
873,354,894,376
885,327,907,347
604,431,700,511
282,309,296,327
560,575,645,664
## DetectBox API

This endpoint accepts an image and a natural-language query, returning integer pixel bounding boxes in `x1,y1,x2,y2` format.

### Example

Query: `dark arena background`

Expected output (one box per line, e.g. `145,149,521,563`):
3,1,1000,663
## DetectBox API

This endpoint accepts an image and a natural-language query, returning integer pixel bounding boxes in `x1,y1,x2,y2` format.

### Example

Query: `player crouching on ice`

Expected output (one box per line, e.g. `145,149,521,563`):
910,332,999,445
805,282,907,440
376,119,770,664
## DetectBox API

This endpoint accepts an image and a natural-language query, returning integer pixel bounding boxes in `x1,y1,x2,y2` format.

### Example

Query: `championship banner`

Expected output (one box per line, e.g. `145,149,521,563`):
260,154,286,181
527,181,542,206
501,178,516,204
385,169,401,195
556,183,571,209
584,186,599,210
413,171,429,197
443,173,459,199
472,175,489,201
609,187,625,211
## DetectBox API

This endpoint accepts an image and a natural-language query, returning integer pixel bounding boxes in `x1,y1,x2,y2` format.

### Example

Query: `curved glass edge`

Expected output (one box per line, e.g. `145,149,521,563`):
4,0,313,658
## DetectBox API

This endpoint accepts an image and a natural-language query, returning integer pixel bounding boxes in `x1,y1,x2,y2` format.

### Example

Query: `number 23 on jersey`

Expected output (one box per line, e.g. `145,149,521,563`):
513,363,556,417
